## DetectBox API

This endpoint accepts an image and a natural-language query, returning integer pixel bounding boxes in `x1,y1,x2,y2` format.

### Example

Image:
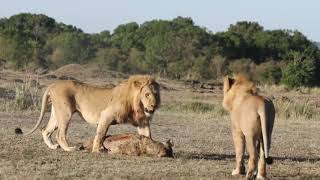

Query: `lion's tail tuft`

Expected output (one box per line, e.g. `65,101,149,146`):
266,157,273,164
15,127,23,135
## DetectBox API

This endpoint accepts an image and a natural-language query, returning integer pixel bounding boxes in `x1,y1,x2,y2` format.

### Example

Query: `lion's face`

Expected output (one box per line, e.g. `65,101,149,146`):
144,138,173,158
139,83,160,117
131,76,161,117
158,140,174,158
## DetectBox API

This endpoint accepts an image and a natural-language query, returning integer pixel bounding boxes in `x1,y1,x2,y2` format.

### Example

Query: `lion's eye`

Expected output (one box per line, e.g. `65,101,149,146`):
145,93,150,97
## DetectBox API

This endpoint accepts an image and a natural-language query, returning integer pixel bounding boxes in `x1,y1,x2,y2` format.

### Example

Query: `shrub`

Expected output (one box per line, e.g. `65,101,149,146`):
191,56,214,80
281,58,316,88
211,55,228,79
13,78,41,110
228,58,255,75
253,61,282,84
274,97,318,119
94,48,124,70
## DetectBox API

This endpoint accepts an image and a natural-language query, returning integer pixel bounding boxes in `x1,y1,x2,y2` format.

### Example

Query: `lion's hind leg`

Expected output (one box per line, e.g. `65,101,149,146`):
54,102,76,152
42,106,59,149
257,142,267,180
232,130,246,176
245,136,258,180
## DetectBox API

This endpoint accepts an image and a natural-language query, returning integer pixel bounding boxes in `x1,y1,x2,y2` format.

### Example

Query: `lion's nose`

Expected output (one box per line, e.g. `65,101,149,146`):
144,107,155,113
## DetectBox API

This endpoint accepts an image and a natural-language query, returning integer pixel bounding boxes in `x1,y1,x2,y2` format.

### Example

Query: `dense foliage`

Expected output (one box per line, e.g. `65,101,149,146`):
0,13,319,87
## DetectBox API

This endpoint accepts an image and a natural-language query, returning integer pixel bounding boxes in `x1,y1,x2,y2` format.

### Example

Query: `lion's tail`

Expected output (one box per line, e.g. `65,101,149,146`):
23,88,50,135
258,98,275,164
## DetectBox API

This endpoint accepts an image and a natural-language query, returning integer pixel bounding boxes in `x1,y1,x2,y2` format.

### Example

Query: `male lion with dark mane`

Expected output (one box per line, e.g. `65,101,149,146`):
19,75,160,152
222,74,275,180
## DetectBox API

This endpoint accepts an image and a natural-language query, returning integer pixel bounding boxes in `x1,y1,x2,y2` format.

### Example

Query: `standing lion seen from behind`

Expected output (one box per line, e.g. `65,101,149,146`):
222,74,275,180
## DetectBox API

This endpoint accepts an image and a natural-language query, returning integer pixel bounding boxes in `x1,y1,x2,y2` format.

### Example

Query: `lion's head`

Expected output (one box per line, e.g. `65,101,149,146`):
143,137,174,158
129,75,161,118
223,74,257,111
158,140,174,158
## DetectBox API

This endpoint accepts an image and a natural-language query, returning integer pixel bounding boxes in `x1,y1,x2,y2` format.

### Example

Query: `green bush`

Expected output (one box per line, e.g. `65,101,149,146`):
94,48,124,70
253,61,282,84
281,58,316,88
228,58,254,74
45,32,93,68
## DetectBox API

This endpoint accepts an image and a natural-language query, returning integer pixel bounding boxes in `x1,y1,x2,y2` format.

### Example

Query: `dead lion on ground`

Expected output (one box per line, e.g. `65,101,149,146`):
79,133,173,158
222,74,275,180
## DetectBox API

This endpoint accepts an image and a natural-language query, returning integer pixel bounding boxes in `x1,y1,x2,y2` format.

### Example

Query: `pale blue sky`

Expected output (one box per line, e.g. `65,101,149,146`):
1,0,319,41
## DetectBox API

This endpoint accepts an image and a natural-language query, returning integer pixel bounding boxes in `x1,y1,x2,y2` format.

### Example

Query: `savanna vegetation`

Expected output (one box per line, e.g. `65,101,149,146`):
1,13,319,179
0,13,319,88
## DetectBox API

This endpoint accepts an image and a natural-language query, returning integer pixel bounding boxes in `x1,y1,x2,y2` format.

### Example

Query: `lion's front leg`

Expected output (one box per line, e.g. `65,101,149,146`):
92,110,114,153
137,123,151,139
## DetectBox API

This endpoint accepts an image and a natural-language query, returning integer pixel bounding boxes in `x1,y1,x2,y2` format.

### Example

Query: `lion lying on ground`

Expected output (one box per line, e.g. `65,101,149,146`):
79,133,173,158
222,74,275,180
19,75,160,152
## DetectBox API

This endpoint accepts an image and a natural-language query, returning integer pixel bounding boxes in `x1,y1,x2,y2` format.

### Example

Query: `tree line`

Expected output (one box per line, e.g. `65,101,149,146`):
0,13,319,87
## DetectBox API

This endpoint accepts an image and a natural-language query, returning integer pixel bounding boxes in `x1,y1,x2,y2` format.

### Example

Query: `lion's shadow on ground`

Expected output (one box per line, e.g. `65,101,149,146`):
177,152,320,163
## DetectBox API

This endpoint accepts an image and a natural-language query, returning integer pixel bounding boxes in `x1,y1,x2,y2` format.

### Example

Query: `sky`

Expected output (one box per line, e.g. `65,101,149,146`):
1,0,319,41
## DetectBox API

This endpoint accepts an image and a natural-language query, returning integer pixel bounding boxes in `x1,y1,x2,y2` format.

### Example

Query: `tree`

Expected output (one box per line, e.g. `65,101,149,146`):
45,32,93,67
145,33,174,75
228,58,255,75
1,13,320,85
281,52,316,88
91,30,111,49
111,22,140,52
127,48,146,73
94,48,124,70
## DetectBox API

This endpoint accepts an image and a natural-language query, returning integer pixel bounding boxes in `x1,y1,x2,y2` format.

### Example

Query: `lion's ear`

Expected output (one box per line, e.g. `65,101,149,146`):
251,84,258,94
223,76,234,92
133,80,143,88
164,139,174,148
133,77,150,89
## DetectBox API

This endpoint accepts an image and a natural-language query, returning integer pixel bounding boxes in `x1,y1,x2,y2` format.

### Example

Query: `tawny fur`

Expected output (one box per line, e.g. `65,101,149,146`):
222,74,275,180
80,134,173,157
20,75,160,152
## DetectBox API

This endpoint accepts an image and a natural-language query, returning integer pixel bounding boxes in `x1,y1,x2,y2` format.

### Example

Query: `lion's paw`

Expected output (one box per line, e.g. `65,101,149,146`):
63,146,77,152
256,174,268,180
232,166,246,176
48,144,60,150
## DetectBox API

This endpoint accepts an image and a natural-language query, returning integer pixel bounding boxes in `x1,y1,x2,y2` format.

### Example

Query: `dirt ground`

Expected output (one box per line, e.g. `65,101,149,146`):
0,65,319,179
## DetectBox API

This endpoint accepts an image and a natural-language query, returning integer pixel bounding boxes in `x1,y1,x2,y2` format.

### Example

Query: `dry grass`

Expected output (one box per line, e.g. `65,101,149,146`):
258,84,320,120
0,67,320,179
0,75,41,113
274,98,319,120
